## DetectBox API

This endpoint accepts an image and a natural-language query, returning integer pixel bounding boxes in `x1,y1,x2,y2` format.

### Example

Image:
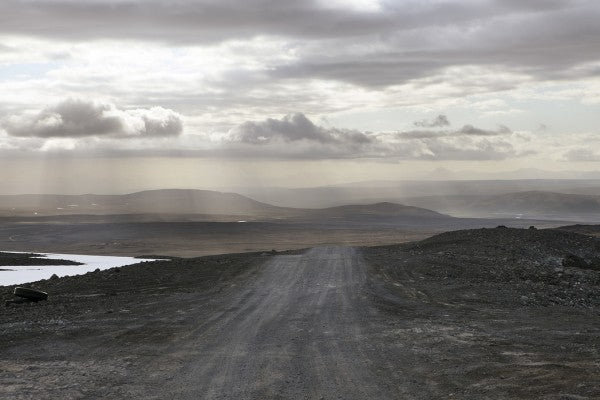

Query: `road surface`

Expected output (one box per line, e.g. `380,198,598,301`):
160,246,391,399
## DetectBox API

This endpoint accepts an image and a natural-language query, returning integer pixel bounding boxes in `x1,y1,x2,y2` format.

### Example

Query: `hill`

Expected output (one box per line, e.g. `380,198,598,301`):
402,191,600,221
0,189,287,217
0,190,449,223
555,224,600,238
469,191,600,214
233,179,600,208
366,226,600,308
303,202,447,219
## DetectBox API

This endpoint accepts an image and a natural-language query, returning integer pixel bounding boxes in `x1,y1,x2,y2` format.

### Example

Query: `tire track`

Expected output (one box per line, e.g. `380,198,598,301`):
162,246,391,399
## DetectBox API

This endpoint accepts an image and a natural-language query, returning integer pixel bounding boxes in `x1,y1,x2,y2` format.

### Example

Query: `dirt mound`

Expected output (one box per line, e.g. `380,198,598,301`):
411,226,600,263
556,224,600,237
366,226,600,308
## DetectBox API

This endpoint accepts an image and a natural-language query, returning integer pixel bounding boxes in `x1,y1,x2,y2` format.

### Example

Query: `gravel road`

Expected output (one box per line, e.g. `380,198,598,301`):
161,246,387,399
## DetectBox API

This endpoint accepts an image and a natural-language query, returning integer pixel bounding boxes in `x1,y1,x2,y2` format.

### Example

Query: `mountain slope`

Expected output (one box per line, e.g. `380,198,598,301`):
402,191,600,220
234,179,600,208
0,189,287,217
304,202,448,219
0,190,449,222
470,191,600,214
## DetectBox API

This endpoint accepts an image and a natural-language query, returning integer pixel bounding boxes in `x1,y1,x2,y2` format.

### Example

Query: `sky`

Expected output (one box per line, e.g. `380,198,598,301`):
0,0,599,193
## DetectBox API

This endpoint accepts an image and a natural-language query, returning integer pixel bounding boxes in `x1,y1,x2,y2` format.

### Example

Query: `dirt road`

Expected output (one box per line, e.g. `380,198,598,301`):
2,247,400,399
161,247,388,399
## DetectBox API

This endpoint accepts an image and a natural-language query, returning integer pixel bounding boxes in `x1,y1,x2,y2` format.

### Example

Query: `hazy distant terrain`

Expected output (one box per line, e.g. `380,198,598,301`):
0,187,566,257
4,181,600,223
401,191,600,221
0,189,458,226
0,189,288,218
233,179,600,208
232,180,600,222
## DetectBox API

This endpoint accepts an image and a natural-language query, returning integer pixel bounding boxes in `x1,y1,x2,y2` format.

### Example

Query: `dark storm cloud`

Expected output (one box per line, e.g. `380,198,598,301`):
2,99,183,138
1,1,599,88
414,115,450,128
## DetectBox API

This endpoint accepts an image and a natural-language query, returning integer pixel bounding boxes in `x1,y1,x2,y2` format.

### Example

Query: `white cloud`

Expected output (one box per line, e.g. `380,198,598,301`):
414,115,451,128
2,99,183,138
219,113,524,160
0,111,535,161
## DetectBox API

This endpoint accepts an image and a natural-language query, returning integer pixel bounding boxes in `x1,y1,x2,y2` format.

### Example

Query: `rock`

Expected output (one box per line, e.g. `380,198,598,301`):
14,287,48,301
588,257,600,271
562,253,593,270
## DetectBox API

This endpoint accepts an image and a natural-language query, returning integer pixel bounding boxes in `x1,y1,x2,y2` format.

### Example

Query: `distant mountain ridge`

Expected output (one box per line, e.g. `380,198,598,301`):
469,191,600,214
307,202,446,218
0,189,285,217
0,189,448,221
233,179,600,208
402,190,600,221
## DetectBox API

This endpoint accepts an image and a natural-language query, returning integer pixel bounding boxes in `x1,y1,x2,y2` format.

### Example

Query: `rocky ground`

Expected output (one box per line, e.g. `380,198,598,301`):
0,252,82,267
1,251,269,327
369,226,600,308
363,226,600,398
0,226,598,399
557,224,600,238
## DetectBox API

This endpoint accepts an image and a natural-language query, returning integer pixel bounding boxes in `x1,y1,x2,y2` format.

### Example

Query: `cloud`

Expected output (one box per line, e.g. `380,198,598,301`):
399,124,512,139
412,136,517,161
228,113,373,145
563,148,600,162
414,115,450,128
2,99,183,138
458,124,512,136
0,0,596,173
0,107,535,162
0,1,597,151
222,113,519,160
0,1,598,91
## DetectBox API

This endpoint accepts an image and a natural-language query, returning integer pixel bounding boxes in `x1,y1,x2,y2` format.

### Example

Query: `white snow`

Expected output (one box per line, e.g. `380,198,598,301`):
0,252,159,286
